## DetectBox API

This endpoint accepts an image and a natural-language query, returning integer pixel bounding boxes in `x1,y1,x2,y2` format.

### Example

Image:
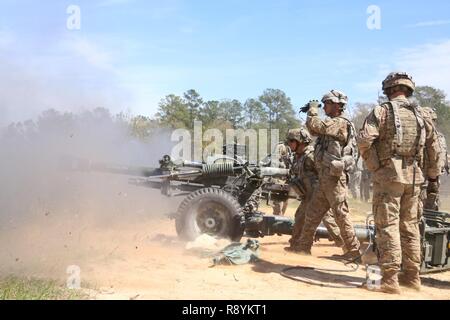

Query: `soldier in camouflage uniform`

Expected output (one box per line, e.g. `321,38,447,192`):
358,72,441,294
420,107,449,211
296,90,361,259
272,142,291,215
349,157,363,200
284,128,345,252
360,161,372,202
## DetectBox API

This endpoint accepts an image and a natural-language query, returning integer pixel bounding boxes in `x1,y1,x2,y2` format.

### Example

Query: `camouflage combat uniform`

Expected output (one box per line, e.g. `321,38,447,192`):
420,107,449,211
289,145,344,249
358,93,440,292
349,157,363,200
272,142,291,215
360,162,372,202
297,96,361,255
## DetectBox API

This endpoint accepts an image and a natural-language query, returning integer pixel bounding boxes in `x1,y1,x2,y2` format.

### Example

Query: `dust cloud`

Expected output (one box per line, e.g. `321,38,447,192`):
0,107,181,281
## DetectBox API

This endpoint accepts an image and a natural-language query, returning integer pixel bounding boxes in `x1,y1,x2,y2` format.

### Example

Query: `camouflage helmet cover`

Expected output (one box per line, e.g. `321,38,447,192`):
286,128,312,144
382,72,415,94
321,90,348,109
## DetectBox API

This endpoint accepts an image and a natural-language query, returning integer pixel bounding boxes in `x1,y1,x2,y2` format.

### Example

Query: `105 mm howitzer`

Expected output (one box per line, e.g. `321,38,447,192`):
64,150,450,274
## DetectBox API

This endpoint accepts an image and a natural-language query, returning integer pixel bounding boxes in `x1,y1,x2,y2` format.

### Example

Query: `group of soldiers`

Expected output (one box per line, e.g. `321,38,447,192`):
271,72,448,294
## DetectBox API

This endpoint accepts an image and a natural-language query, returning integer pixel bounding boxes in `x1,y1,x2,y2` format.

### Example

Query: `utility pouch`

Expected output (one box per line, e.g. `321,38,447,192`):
329,160,345,177
362,147,380,172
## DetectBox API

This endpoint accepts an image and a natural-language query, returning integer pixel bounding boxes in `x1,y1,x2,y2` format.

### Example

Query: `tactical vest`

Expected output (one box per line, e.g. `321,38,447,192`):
297,146,315,178
291,146,317,198
314,117,359,175
375,100,426,164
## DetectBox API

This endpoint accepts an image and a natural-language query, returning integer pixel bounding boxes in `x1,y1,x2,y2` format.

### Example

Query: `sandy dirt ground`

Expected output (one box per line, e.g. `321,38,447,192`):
1,175,449,300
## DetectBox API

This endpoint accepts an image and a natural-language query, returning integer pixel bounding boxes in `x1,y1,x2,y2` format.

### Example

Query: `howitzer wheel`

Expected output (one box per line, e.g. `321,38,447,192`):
175,188,244,241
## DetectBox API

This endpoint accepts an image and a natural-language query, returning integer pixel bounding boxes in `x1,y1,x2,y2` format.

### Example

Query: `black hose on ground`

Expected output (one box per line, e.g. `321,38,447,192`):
280,215,376,289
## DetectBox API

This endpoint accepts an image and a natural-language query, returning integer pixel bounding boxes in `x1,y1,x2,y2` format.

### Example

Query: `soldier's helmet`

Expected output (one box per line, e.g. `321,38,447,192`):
382,72,415,95
286,128,312,144
321,90,348,110
422,107,438,121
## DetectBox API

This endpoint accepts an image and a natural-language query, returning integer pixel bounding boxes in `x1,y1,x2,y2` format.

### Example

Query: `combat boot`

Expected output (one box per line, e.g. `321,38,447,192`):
284,246,301,253
379,281,401,294
284,247,311,255
341,249,362,263
295,246,312,255
380,271,401,294
398,272,421,291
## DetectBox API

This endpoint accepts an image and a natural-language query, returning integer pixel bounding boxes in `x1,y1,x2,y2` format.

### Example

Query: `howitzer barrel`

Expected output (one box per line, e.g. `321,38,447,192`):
61,156,161,177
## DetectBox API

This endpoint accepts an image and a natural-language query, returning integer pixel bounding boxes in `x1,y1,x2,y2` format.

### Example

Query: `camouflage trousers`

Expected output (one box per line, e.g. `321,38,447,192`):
349,171,362,200
360,171,371,202
298,174,360,252
273,199,289,216
290,201,344,248
373,181,421,277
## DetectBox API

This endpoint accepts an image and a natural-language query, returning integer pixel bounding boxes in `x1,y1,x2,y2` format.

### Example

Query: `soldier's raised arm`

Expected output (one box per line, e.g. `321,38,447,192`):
304,92,349,143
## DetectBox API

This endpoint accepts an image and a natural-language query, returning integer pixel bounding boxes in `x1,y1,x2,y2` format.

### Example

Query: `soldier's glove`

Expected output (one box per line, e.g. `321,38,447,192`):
299,100,322,113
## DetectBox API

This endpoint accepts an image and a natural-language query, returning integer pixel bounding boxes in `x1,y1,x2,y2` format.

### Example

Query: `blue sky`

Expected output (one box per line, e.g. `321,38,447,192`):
1,0,450,123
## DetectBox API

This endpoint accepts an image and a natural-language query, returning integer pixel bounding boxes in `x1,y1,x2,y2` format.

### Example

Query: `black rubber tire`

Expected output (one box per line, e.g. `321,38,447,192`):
175,188,244,241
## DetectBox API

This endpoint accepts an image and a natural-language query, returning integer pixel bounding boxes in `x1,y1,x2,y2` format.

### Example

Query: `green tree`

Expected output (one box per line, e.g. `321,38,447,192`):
183,89,203,127
258,89,300,139
243,98,267,128
156,94,190,129
199,100,221,127
218,99,244,129
414,86,450,141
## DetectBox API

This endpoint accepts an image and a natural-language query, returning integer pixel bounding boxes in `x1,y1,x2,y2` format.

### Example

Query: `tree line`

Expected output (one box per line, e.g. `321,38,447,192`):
155,88,300,139
2,86,449,146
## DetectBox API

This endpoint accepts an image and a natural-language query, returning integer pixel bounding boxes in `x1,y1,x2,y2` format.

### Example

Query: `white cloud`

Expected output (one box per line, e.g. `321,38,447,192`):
62,36,116,72
394,40,450,96
0,33,131,124
0,29,14,48
406,20,450,28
